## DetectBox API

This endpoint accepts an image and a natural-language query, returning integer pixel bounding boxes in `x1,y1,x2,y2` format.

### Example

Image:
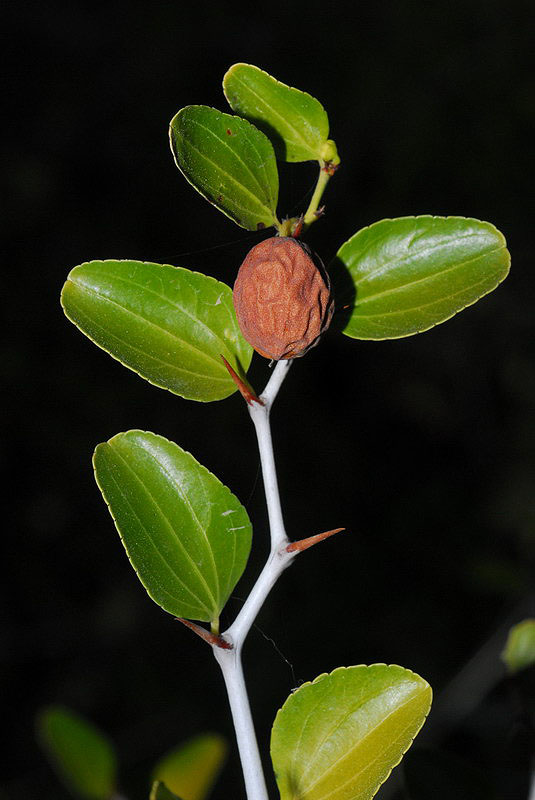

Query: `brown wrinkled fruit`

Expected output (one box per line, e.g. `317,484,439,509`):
233,236,334,360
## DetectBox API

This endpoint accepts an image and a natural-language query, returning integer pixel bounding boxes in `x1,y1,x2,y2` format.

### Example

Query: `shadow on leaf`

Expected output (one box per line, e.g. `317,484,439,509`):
328,254,357,333
243,116,287,161
281,768,304,800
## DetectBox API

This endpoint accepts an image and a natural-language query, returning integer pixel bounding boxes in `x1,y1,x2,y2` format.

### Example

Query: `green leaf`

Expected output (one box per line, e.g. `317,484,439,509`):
153,734,227,800
270,664,432,800
37,707,117,800
502,619,535,674
61,260,252,402
170,105,279,230
223,63,330,163
335,216,510,340
93,430,252,624
150,781,184,800
403,748,497,800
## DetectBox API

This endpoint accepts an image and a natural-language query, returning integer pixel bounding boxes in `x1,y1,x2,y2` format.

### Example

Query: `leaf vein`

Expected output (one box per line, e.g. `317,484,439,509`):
103,455,212,615
79,270,235,361
313,710,425,800
351,231,498,287
192,116,273,199
179,133,275,221
300,690,425,798
71,282,232,378
111,443,219,615
137,441,222,606
355,245,503,307
299,682,400,787
356,270,500,319
233,74,318,155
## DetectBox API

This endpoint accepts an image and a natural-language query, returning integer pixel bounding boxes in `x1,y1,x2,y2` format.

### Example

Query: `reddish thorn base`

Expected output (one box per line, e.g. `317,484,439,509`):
220,355,263,405
176,618,233,649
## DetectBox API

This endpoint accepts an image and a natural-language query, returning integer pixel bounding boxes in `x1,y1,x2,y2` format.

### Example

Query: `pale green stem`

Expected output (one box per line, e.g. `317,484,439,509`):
301,139,340,232
303,166,332,227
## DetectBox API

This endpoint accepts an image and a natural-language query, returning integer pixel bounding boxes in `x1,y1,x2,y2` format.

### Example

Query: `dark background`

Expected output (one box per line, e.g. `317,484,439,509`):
4,0,535,798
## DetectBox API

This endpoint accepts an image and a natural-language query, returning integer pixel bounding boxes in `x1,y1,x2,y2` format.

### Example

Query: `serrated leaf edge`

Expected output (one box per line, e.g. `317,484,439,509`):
271,664,432,800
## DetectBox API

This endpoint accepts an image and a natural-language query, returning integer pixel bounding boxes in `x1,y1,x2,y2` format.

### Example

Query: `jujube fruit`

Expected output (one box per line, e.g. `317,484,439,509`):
233,236,334,360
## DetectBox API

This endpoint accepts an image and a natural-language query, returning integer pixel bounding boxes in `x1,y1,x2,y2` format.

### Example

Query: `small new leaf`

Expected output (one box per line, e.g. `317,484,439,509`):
170,105,279,230
223,63,329,163
152,734,227,800
37,707,117,800
61,260,252,402
271,664,432,800
93,430,252,624
502,619,535,674
335,216,510,339
150,781,184,800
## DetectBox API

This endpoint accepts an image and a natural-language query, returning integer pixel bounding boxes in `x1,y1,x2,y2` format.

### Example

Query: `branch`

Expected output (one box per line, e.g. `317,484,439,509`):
212,359,292,800
212,359,344,800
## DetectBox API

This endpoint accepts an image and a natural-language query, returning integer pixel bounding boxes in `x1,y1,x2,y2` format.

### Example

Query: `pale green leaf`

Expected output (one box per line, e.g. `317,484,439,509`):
153,734,227,800
61,260,252,402
223,63,329,162
270,664,432,800
170,105,279,230
37,707,117,800
502,619,535,674
93,430,252,624
150,781,183,800
335,216,510,339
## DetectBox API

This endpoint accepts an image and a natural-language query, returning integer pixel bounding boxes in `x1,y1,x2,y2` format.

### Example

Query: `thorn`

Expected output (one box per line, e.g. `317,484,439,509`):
286,527,346,553
220,355,263,405
176,618,233,649
291,214,305,238
314,205,326,219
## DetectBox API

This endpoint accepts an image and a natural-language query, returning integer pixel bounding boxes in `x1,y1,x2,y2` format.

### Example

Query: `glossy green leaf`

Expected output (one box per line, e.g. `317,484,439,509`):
170,105,279,230
502,619,535,674
403,748,497,800
153,734,227,800
37,707,117,800
271,664,432,800
223,63,330,163
335,216,510,340
61,260,252,402
150,782,183,800
93,430,252,624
